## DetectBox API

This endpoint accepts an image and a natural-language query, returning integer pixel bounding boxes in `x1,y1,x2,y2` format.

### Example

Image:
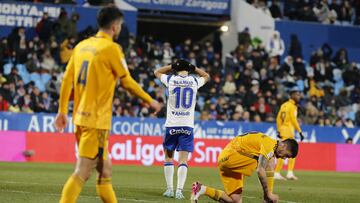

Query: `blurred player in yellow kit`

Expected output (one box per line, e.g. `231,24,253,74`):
54,6,160,203
274,87,304,181
191,132,298,203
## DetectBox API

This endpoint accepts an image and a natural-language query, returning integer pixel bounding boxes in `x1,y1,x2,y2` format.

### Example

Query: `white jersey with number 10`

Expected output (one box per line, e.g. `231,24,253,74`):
160,74,205,128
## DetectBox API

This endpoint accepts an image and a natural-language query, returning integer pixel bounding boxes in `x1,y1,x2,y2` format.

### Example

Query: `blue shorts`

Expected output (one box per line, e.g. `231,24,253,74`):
163,127,194,152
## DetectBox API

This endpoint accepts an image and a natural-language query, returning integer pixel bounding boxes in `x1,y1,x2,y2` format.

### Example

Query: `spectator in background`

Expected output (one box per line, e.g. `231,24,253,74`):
6,67,22,84
269,0,282,19
60,36,76,65
41,49,58,72
7,27,26,54
338,0,353,25
313,0,337,24
222,74,237,96
238,27,251,49
67,12,79,38
266,31,285,61
162,42,174,65
0,95,9,111
284,0,300,20
57,9,70,40
288,34,302,59
36,12,53,43
333,48,349,68
45,74,60,100
298,3,317,22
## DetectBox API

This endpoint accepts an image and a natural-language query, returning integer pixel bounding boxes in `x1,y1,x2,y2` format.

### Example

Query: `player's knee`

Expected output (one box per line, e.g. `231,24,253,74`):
178,159,188,165
74,169,92,181
99,167,112,179
164,157,174,162
230,192,242,203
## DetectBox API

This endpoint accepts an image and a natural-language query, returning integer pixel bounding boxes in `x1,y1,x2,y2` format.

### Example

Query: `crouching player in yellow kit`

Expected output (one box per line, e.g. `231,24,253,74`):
54,6,160,203
191,132,298,203
274,87,304,180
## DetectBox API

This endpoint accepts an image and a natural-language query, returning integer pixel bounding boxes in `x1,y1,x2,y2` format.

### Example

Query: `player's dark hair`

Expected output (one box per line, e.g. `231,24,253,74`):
97,6,124,29
171,59,195,73
284,139,299,158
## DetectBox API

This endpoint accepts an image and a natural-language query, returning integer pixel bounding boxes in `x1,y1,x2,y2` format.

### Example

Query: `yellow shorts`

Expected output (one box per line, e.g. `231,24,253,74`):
217,150,258,195
75,125,109,160
279,128,294,140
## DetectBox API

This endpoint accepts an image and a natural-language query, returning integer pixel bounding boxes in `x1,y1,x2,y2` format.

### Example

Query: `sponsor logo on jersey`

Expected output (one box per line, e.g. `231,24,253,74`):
172,111,190,116
169,128,192,135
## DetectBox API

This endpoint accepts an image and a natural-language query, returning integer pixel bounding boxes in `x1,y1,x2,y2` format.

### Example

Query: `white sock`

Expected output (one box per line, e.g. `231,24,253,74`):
287,171,294,176
176,163,188,192
164,162,174,190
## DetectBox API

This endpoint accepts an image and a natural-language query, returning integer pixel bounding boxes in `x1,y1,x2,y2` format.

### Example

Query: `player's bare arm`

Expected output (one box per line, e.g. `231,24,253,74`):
257,155,279,203
194,67,210,82
154,65,172,79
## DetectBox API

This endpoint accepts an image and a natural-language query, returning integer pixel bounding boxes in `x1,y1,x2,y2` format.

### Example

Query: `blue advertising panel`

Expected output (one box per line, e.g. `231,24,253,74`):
0,112,359,144
0,1,137,38
123,0,230,15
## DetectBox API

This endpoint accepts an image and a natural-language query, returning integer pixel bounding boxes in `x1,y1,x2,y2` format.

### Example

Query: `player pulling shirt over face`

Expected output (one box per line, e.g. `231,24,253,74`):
154,59,210,199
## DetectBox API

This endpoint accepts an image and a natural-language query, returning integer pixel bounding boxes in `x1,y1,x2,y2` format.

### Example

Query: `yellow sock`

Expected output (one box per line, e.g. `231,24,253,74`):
96,178,117,203
205,186,224,201
59,174,84,203
288,158,295,171
266,171,274,193
275,158,284,173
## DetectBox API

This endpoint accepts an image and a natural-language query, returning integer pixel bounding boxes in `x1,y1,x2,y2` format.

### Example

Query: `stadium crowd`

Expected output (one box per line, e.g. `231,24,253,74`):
248,0,360,26
0,7,360,128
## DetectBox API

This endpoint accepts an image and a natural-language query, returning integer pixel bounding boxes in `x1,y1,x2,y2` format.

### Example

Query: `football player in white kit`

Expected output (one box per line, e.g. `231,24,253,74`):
154,59,210,199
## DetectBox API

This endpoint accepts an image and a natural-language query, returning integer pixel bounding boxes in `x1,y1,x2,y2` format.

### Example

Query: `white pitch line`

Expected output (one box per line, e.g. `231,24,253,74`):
0,180,298,203
243,195,298,203
0,189,158,202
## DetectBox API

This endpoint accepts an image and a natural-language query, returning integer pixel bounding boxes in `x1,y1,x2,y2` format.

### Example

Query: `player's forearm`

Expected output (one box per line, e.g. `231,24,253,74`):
154,65,172,78
257,167,269,195
58,78,73,114
291,116,302,132
121,75,153,104
195,67,210,81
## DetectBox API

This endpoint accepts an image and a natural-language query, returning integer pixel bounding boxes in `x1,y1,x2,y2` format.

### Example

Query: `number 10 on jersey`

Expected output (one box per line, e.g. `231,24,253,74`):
172,87,194,109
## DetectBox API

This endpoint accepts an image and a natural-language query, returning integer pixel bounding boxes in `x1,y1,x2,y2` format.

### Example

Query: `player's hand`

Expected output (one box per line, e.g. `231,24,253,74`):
299,132,304,141
264,192,279,203
277,131,282,139
149,100,161,114
54,113,67,133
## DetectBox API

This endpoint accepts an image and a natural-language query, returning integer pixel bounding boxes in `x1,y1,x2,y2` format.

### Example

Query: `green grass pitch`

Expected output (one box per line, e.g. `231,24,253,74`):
0,162,359,203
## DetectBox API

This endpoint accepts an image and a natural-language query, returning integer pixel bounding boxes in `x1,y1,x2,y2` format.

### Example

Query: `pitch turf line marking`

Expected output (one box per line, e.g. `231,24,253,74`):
0,181,298,203
0,189,158,202
243,195,298,203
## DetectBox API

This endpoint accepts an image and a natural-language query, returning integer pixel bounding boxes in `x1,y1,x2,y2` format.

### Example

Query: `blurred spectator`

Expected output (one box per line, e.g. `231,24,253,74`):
36,12,53,43
60,36,76,64
269,0,282,19
0,95,9,111
67,12,79,38
338,1,353,25
313,0,338,24
238,27,251,48
222,74,237,96
288,34,302,59
266,31,285,60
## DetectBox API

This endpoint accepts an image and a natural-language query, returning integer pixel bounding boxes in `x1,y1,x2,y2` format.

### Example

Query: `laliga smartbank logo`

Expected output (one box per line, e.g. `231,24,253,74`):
169,128,192,135
75,137,223,166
